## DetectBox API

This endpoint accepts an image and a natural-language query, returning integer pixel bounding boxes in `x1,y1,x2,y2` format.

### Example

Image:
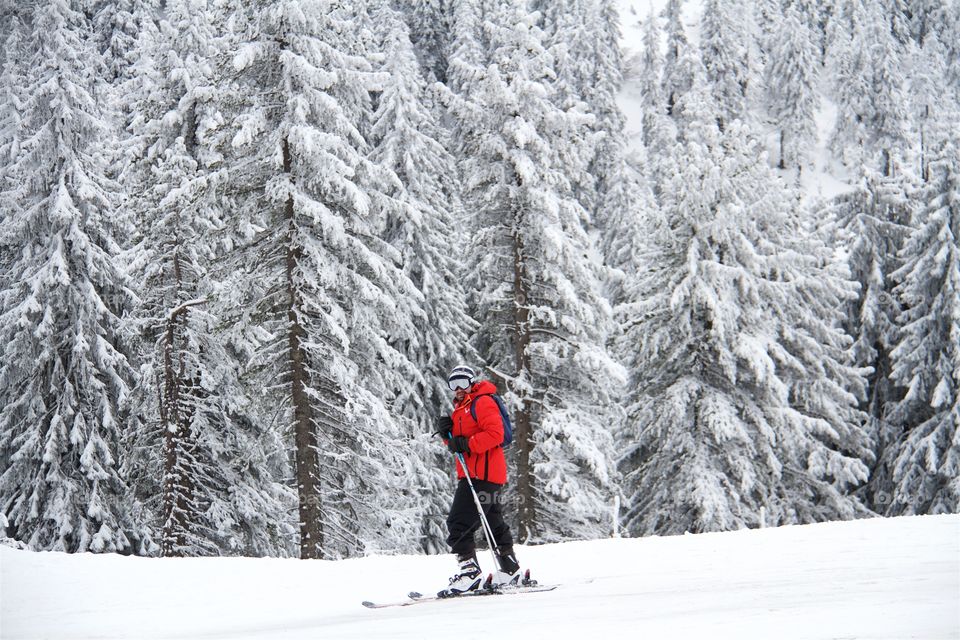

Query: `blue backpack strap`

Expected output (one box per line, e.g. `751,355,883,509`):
469,394,491,421
470,394,510,447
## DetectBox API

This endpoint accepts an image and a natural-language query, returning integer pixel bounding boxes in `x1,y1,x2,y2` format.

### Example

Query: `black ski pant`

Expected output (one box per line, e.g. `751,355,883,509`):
446,478,514,560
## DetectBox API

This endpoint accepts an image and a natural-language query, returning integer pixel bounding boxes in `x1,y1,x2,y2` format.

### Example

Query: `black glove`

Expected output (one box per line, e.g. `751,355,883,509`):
435,415,453,437
447,436,470,454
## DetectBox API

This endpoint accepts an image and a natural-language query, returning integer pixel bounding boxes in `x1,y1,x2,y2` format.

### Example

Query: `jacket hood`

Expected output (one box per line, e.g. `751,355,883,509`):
470,380,498,396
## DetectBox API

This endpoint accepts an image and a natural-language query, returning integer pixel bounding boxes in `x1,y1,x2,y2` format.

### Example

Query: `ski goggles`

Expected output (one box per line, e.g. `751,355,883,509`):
448,377,472,391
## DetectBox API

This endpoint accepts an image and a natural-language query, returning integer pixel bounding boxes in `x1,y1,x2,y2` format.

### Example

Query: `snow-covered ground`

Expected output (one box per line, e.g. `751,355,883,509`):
3,514,958,640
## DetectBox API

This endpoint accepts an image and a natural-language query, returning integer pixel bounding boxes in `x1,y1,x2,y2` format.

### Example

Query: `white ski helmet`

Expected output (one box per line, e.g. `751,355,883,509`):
447,365,476,391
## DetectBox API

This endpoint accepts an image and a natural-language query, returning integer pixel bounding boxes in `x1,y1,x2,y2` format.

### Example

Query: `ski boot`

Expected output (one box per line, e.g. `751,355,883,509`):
438,554,482,598
491,546,522,588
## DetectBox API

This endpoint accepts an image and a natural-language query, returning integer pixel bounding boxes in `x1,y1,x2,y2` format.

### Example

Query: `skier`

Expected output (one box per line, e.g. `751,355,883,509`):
435,365,521,594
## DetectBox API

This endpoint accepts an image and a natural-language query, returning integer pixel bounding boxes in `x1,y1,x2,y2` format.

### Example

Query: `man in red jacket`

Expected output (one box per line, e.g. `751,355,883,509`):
436,365,520,594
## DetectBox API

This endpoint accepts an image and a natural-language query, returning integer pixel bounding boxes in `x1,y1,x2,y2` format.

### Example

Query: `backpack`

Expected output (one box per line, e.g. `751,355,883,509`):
469,394,513,447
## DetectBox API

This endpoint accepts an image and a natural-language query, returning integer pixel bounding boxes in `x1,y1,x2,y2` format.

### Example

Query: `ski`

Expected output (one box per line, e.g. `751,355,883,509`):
362,573,558,609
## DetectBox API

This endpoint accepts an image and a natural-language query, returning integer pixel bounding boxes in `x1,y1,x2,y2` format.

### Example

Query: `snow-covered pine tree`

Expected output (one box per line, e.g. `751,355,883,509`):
910,0,949,43
783,0,831,60
0,12,25,207
618,81,870,536
946,2,960,95
765,5,819,172
124,0,295,557
446,0,487,96
0,0,150,554
368,4,477,553
830,1,913,178
447,5,622,542
589,0,633,233
661,0,691,119
636,8,673,155
91,0,160,82
821,167,915,512
222,0,425,559
400,0,452,82
826,3,871,172
886,132,960,515
539,0,604,230
89,0,161,199
699,0,753,131
909,31,950,184
863,1,912,179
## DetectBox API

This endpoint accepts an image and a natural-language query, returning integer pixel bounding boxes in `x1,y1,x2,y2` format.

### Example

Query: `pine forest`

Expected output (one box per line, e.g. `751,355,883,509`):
0,0,958,559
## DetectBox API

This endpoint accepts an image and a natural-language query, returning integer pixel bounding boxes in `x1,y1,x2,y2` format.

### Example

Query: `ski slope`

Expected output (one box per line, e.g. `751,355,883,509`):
2,515,958,639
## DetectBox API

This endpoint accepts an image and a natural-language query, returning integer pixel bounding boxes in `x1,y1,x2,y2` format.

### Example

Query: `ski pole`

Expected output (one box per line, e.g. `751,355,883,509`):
455,450,502,574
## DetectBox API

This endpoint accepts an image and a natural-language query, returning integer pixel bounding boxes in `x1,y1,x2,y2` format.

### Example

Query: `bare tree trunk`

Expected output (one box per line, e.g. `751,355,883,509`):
161,304,189,556
511,209,536,543
779,129,787,170
283,136,324,560
160,287,204,556
160,107,204,557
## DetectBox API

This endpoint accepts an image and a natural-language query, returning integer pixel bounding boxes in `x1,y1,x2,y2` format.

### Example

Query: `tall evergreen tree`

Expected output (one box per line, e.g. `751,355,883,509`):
446,0,487,96
863,1,912,178
448,5,622,542
661,0,691,119
909,31,951,183
400,0,452,82
636,9,673,153
826,168,915,512
827,3,871,172
369,4,477,552
887,134,960,515
124,0,295,557
0,0,150,553
618,102,870,535
222,0,425,559
766,5,819,172
699,0,753,130
539,0,602,226
830,1,912,177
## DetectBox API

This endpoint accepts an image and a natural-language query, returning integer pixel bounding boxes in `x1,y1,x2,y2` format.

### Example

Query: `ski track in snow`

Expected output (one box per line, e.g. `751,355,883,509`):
3,515,958,640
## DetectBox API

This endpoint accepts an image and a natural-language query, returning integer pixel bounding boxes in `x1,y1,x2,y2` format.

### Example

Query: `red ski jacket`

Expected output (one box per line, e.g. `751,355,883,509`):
446,380,508,485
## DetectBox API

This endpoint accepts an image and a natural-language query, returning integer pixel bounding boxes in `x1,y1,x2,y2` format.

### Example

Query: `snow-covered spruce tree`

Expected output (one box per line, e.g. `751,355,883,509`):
539,0,604,230
909,31,951,184
590,0,636,242
886,134,960,515
661,0,691,119
89,0,161,192
400,0,452,82
446,0,487,95
223,0,425,559
825,167,916,512
618,83,870,535
445,6,622,542
783,0,831,60
765,4,819,172
699,0,753,131
91,0,160,82
910,0,950,43
862,1,913,179
0,0,150,553
636,8,673,156
826,3,871,172
586,0,651,308
946,3,960,94
368,4,477,553
0,12,25,204
123,0,296,557
829,1,913,178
